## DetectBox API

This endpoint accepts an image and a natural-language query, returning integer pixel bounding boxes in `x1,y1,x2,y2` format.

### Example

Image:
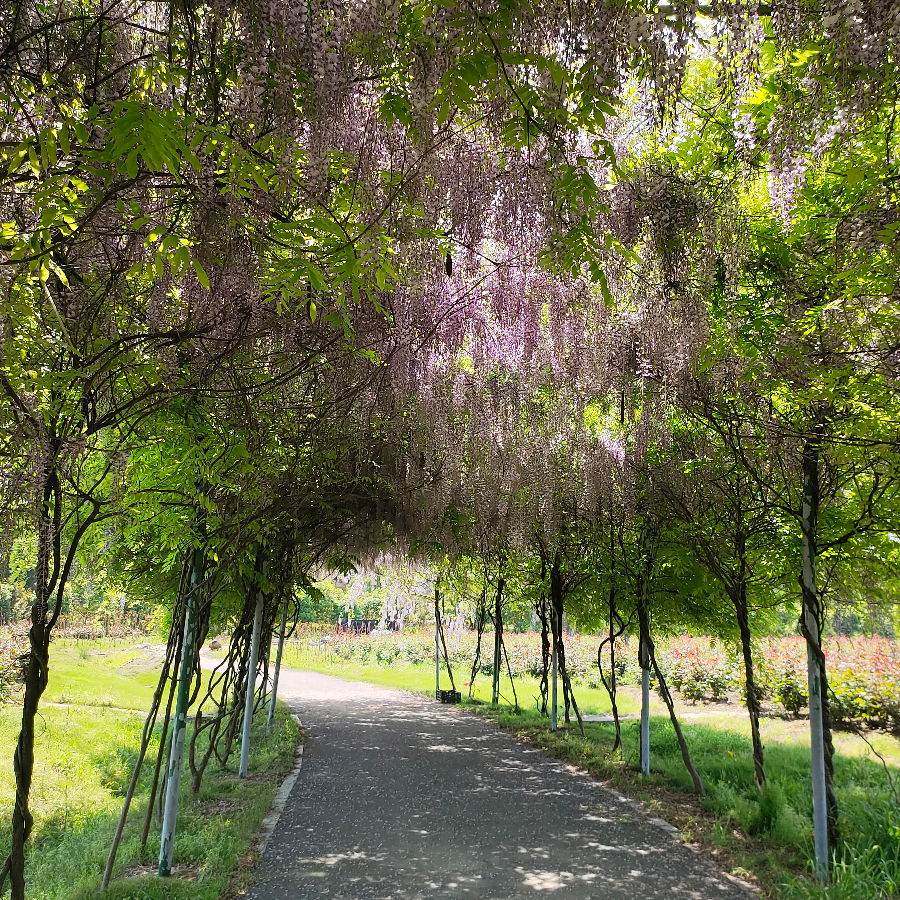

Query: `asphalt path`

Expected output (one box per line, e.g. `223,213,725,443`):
246,668,750,900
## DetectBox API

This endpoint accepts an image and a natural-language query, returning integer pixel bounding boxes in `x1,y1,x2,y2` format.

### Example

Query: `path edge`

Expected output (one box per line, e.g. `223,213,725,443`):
255,713,305,854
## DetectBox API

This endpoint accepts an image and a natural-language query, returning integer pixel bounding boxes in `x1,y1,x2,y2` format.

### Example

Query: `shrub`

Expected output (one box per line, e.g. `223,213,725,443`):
826,638,900,733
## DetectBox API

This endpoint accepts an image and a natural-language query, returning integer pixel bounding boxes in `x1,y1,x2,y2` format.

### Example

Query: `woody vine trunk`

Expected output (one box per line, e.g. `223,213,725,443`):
491,576,504,705
2,457,100,899
550,552,584,736
2,476,54,899
597,517,624,751
537,595,551,716
731,532,766,790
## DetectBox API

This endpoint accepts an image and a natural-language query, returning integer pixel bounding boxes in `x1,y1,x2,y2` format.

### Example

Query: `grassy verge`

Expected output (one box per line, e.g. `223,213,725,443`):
1,645,300,900
281,649,900,900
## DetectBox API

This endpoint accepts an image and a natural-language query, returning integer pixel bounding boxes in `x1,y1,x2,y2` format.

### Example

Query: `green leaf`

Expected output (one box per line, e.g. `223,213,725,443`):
194,259,210,290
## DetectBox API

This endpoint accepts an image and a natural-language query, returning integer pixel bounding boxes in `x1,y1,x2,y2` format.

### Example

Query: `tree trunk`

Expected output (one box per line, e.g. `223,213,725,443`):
637,533,652,777
3,470,57,899
637,591,651,777
267,592,290,734
500,631,519,711
732,537,765,790
598,518,623,751
550,603,558,732
550,552,568,723
537,591,550,715
647,636,705,795
491,577,504,705
141,650,180,850
239,563,265,780
559,656,584,737
549,551,583,735
158,546,204,876
103,629,178,887
434,581,441,695
435,581,456,691
597,613,623,751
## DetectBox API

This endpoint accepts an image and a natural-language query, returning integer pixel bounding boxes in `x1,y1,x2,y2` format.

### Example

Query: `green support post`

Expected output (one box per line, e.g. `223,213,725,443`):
267,594,289,735
158,546,203,877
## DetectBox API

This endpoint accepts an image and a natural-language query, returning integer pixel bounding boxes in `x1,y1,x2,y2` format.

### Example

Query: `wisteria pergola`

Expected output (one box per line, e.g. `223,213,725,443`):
3,0,900,895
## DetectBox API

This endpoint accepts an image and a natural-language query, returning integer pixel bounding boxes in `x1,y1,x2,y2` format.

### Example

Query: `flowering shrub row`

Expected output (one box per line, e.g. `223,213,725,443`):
292,625,900,731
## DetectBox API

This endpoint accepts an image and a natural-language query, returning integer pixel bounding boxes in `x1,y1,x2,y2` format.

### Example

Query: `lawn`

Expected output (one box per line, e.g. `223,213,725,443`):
0,644,299,900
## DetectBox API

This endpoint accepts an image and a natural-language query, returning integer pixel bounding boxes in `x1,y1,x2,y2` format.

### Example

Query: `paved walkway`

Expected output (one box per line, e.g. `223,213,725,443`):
248,669,749,900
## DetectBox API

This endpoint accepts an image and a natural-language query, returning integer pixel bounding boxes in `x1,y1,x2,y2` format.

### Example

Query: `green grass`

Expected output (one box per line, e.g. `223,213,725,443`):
1,644,300,900
281,648,900,900
44,647,161,710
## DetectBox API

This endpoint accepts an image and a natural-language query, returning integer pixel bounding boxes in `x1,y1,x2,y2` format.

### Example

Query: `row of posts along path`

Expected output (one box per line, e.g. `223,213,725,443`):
244,666,752,899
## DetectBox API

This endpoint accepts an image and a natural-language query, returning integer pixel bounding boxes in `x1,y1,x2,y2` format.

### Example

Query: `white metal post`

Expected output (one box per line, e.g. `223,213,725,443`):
640,665,650,776
239,585,264,779
435,599,441,697
267,594,289,735
550,608,558,732
159,548,203,877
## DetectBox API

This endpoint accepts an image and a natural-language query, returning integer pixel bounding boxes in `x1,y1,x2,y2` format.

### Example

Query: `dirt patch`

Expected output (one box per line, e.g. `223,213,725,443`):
616,684,801,723
115,644,168,672
122,862,200,881
196,798,245,817
238,771,280,784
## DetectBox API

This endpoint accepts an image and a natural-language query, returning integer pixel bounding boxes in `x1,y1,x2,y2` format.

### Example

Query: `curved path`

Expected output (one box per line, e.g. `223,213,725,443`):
248,669,750,900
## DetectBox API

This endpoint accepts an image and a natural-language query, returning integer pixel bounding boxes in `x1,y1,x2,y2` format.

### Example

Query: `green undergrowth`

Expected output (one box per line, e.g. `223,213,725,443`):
472,703,900,900
1,646,300,900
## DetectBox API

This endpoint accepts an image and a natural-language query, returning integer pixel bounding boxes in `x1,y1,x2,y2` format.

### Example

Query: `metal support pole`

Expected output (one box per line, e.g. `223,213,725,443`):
267,593,289,735
806,626,828,878
239,585,265,779
640,665,650,776
492,585,502,705
159,547,203,877
434,586,441,697
550,608,558,732
802,436,828,880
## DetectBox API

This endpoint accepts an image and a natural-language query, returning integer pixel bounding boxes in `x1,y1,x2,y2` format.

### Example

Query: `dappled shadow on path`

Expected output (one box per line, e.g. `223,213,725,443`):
247,669,750,900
